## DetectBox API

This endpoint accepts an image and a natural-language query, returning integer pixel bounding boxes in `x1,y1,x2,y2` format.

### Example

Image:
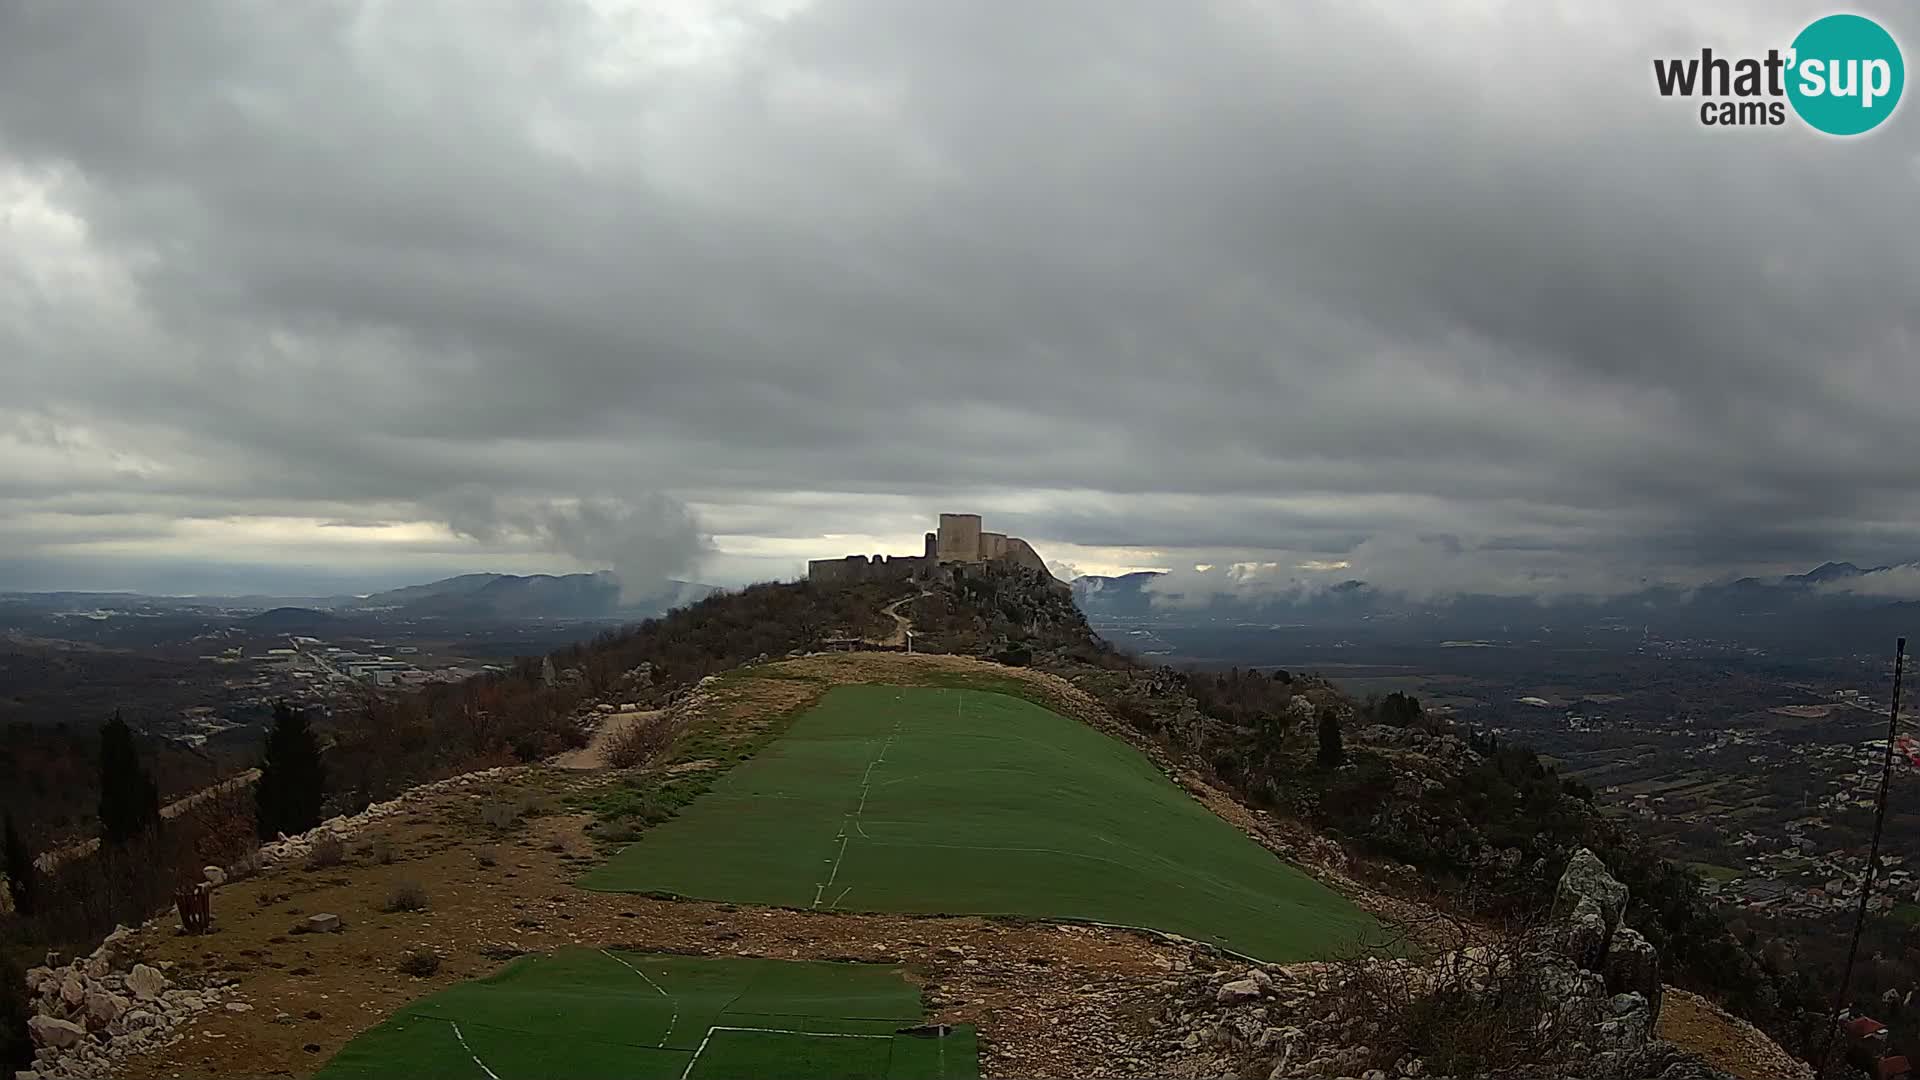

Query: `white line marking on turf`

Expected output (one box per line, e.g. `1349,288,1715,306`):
679,1025,893,1080
601,949,677,1047
830,884,853,909
812,708,905,909
443,1019,502,1080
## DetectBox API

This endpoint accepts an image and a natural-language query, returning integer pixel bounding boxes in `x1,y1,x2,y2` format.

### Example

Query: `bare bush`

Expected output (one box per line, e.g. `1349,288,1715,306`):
304,834,345,870
381,881,429,913
605,716,681,769
1321,913,1593,1077
369,838,396,865
397,948,441,977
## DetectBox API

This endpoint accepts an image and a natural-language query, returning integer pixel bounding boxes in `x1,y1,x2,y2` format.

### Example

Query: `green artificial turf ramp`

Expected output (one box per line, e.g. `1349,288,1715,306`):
316,949,974,1080
582,684,1375,960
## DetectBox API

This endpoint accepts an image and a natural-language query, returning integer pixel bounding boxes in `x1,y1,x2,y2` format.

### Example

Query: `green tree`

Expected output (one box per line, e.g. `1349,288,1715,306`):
1376,691,1423,728
2,812,33,916
256,702,327,840
1316,705,1345,768
98,711,160,844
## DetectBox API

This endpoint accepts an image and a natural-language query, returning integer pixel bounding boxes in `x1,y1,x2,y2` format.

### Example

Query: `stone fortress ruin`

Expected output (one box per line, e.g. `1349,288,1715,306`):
808,513,1056,586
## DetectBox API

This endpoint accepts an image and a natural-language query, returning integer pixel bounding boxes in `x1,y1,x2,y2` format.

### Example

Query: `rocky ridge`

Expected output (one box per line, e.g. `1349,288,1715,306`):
1142,849,1743,1080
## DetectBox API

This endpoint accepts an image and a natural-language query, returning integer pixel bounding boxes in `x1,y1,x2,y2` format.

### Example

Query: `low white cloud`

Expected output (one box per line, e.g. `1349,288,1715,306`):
1821,565,1920,601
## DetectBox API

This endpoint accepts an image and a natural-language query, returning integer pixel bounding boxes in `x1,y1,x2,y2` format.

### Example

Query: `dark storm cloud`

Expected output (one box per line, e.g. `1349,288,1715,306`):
2,0,1918,593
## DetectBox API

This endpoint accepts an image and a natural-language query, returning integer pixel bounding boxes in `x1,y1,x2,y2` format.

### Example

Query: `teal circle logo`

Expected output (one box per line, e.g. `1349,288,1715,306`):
1788,14,1904,135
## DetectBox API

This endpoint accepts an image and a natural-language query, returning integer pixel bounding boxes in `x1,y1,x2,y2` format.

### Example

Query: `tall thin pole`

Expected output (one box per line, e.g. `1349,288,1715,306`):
1818,637,1906,1078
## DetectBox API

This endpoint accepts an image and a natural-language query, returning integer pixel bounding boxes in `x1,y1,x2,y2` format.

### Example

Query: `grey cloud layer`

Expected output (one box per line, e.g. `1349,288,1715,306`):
3,0,1918,593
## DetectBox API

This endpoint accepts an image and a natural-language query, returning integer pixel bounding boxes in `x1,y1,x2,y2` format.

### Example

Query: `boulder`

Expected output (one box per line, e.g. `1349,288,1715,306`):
306,913,342,934
83,990,126,1029
27,1016,86,1050
58,976,86,1008
1563,895,1611,969
204,865,227,887
126,964,167,1001
91,925,137,974
1554,848,1628,952
24,967,51,994
1215,978,1264,1004
1603,927,1663,1024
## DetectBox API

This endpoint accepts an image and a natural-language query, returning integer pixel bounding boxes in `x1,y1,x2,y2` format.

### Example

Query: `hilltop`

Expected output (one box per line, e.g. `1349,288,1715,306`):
5,561,1824,1079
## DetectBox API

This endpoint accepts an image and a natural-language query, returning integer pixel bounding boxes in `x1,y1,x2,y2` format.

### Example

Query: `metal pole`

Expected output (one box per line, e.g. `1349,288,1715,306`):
1817,637,1906,1078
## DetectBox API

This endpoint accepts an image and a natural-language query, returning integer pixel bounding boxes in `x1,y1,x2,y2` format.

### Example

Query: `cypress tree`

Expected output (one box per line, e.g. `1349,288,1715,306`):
1,812,33,916
98,711,161,844
256,702,327,840
1316,705,1345,768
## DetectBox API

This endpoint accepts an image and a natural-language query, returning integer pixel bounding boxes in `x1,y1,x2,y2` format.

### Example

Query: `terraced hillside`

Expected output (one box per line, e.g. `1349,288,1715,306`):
584,684,1375,961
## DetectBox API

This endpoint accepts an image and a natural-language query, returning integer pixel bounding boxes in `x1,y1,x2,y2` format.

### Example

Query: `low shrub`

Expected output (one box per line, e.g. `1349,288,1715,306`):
605,716,680,770
397,949,441,977
304,835,345,870
381,881,429,913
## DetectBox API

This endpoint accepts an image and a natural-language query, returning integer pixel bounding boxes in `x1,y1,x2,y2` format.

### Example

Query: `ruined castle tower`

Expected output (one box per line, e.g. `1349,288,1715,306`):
808,513,1057,585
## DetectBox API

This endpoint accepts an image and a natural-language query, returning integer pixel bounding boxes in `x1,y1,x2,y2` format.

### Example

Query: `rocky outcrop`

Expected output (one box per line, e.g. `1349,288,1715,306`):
1554,848,1662,1026
1606,926,1664,1024
1140,851,1715,1080
1555,847,1632,969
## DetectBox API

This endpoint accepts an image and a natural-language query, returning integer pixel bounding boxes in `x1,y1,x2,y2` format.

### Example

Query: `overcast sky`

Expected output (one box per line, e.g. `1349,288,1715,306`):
4,0,1919,598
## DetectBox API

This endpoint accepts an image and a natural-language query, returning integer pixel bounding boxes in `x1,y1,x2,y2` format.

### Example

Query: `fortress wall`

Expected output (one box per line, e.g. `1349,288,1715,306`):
1003,537,1051,575
937,513,983,562
979,532,1008,560
808,554,932,585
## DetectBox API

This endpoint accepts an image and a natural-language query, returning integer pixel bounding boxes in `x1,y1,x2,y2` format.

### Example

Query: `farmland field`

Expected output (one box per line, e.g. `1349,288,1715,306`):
583,684,1374,961
317,949,974,1080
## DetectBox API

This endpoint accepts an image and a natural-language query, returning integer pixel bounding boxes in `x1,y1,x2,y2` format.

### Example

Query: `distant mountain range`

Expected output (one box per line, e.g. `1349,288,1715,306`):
3,574,720,623
343,572,718,620
1073,561,1919,654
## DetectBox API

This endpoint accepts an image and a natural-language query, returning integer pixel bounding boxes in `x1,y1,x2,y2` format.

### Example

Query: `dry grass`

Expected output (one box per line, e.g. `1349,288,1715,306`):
604,715,682,769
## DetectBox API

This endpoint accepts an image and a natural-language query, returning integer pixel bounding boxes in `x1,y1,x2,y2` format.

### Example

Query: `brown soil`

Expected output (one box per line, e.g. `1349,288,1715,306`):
1658,988,1814,1080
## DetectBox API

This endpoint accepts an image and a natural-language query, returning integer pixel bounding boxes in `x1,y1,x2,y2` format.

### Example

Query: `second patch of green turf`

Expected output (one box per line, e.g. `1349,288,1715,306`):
316,949,974,1080
582,685,1375,961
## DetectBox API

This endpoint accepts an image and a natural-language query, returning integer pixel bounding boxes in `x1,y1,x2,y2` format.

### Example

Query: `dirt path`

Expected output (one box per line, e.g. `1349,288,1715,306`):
549,708,662,770
872,592,922,647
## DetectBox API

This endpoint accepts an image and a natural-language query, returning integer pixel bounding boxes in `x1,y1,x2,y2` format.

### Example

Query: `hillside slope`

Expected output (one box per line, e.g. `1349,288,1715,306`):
11,565,1820,1079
